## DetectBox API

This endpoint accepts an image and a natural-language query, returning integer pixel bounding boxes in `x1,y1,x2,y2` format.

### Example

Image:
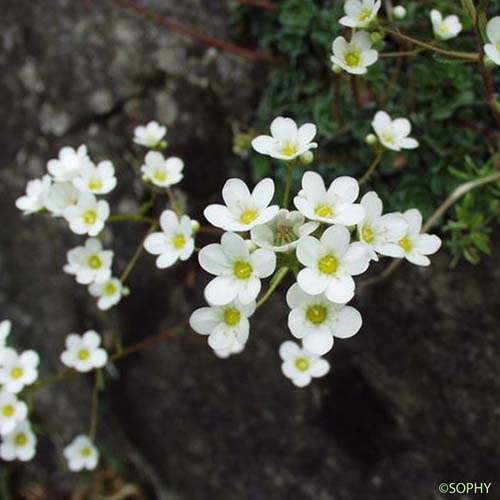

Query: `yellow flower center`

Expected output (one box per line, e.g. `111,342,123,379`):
306,305,328,325
382,133,395,144
344,49,361,67
77,349,90,361
88,255,102,269
233,261,253,280
80,446,92,457
315,204,333,218
154,170,167,182
318,255,338,275
15,433,27,446
104,282,117,296
224,308,241,326
240,209,259,225
358,7,372,21
10,367,23,380
399,237,412,252
88,179,102,190
295,358,310,372
173,234,186,249
2,405,14,418
281,142,298,157
362,226,375,243
83,210,97,225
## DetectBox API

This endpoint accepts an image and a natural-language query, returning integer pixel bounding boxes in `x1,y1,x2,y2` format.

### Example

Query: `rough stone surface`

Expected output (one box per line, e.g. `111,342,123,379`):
1,1,499,499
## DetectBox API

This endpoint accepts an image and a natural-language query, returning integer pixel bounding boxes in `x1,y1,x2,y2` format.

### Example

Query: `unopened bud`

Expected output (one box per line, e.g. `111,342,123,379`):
331,63,342,74
365,134,378,146
299,151,314,165
191,219,201,233
393,6,407,19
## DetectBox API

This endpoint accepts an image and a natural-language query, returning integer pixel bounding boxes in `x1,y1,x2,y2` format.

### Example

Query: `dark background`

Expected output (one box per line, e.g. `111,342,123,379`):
1,1,499,498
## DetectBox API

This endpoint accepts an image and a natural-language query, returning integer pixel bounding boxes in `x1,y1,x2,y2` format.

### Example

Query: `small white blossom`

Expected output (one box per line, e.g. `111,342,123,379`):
144,210,195,269
213,338,245,359
0,348,39,394
64,238,113,285
251,117,318,161
339,0,381,28
279,341,330,388
73,161,117,194
190,299,256,351
15,175,51,214
0,421,36,462
63,435,99,472
484,17,500,66
357,191,408,261
45,181,79,216
133,121,167,149
393,5,406,19
372,111,419,151
204,178,279,232
296,225,370,304
0,391,28,436
293,171,365,225
141,151,184,188
88,278,123,311
60,330,108,373
397,209,442,266
199,232,276,306
286,284,362,355
0,320,11,350
64,192,110,236
430,10,462,41
250,209,318,253
47,145,91,182
331,31,378,75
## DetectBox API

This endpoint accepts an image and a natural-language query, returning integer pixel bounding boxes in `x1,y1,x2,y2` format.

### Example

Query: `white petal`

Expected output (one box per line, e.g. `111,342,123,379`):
414,234,442,255
297,123,317,147
204,277,238,306
333,306,362,338
203,205,236,231
302,171,326,199
342,242,370,276
198,243,231,275
279,341,300,361
327,176,359,203
321,225,350,256
372,111,391,136
403,208,423,234
296,237,322,267
221,232,249,261
487,17,500,44
286,283,309,309
334,204,366,226
189,307,221,335
325,275,355,303
222,178,251,207
252,135,275,155
156,250,179,269
270,117,298,141
303,332,334,356
144,233,169,255
251,178,274,209
297,268,329,295
310,359,330,377
360,191,382,221
237,277,261,304
250,249,276,278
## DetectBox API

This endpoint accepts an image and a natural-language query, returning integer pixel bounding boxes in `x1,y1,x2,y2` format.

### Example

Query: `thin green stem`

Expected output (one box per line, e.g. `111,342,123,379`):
283,163,294,207
257,267,289,309
359,149,384,185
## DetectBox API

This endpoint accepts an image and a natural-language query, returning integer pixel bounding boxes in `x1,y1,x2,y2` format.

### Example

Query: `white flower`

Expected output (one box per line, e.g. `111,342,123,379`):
393,5,406,19
88,278,123,311
251,117,318,161
64,238,113,285
0,391,28,436
250,209,318,253
144,210,195,269
286,284,362,356
372,111,419,151
397,209,441,266
296,225,370,304
73,161,117,194
0,421,36,462
190,299,256,351
484,17,500,66
133,121,167,149
0,320,11,350
15,175,51,214
0,348,39,394
279,341,330,388
330,31,378,75
63,435,99,472
339,0,381,28
64,192,110,236
141,151,184,188
357,191,408,261
199,232,276,306
45,181,79,216
60,330,108,373
213,338,245,359
430,10,462,41
204,178,279,232
293,171,365,225
47,145,91,182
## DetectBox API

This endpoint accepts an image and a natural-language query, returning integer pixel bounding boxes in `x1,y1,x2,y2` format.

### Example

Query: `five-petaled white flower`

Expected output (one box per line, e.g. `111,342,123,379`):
0,348,39,394
141,151,184,188
73,161,117,194
204,178,279,232
144,210,195,269
357,191,408,261
252,117,318,161
63,435,99,472
294,171,365,226
0,391,28,436
213,338,245,359
47,145,91,182
64,238,113,285
372,111,419,151
15,175,51,215
286,284,362,356
296,225,370,304
331,31,378,75
133,121,167,149
45,181,79,216
60,330,108,373
88,278,123,311
0,420,37,462
484,17,500,66
0,320,11,351
339,0,381,28
430,10,462,41
199,232,276,306
250,209,318,253
397,209,442,266
190,299,256,351
279,341,330,388
64,192,110,236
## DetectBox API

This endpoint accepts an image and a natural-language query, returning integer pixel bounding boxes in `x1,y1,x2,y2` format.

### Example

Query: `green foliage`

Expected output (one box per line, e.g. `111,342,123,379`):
231,0,500,265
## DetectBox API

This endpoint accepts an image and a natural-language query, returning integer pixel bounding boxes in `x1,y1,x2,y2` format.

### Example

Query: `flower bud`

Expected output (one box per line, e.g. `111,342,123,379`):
299,151,314,165
393,6,407,19
191,219,201,233
331,63,342,74
365,134,378,146
245,240,257,253
122,287,131,297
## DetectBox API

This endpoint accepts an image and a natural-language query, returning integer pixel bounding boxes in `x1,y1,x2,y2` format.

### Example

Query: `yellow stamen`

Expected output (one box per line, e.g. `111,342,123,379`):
399,237,412,252
77,349,90,361
362,226,375,244
240,209,258,225
233,261,253,280
14,433,27,446
88,179,102,190
344,49,361,67
2,405,14,418
104,282,117,296
88,255,102,269
315,204,333,218
318,255,338,275
83,210,97,225
281,143,298,157
80,447,92,457
172,234,186,249
154,170,167,183
358,7,372,21
306,305,328,325
295,358,310,372
224,308,241,326
10,367,23,380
